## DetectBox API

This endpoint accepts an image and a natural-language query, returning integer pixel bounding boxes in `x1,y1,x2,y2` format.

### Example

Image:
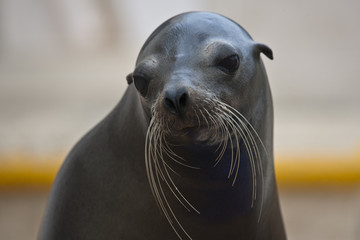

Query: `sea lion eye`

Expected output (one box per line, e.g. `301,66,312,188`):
133,75,149,96
217,54,240,74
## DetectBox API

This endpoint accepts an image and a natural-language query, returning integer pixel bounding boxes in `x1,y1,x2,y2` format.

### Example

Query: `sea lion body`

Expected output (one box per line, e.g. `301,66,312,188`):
39,12,286,240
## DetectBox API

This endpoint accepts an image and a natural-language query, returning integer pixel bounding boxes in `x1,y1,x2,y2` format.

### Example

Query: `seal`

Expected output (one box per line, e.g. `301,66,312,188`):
39,12,286,240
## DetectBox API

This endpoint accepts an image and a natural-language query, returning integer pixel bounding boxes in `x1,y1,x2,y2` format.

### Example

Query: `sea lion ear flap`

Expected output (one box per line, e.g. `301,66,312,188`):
255,43,273,60
126,73,133,84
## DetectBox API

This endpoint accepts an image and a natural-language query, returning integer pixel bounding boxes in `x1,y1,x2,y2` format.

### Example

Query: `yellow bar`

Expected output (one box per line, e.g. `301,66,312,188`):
0,151,359,189
275,151,360,188
0,153,64,190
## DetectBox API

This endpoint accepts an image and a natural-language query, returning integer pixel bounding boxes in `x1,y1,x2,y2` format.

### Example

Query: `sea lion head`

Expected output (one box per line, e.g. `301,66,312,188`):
127,12,273,145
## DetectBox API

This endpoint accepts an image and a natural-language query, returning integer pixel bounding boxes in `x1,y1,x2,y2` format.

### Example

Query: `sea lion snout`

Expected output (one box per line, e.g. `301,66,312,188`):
163,87,190,116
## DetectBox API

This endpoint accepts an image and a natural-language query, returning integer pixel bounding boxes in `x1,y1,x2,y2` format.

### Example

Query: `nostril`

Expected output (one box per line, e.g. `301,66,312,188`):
179,92,188,110
164,97,177,113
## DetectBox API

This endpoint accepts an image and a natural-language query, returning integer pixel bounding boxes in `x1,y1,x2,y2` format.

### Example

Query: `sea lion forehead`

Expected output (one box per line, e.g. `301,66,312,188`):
137,12,252,62
180,12,251,37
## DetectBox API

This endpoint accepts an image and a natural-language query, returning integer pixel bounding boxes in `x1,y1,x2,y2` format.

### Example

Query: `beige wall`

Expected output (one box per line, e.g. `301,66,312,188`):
0,0,359,156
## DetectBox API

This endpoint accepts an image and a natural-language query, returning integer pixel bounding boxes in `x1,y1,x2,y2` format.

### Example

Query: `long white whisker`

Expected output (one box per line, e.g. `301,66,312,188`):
216,102,257,203
145,108,201,240
214,99,266,221
146,96,269,238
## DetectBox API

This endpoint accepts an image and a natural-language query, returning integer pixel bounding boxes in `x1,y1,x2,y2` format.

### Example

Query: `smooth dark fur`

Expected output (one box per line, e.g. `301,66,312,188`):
39,12,286,239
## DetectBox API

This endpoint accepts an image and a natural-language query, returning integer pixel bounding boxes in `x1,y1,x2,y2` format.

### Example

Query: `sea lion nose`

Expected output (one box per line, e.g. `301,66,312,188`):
163,87,189,116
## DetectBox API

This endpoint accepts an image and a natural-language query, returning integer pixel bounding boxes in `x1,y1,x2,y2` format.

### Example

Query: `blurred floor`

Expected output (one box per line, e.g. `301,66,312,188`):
280,188,360,240
0,191,47,240
1,188,359,240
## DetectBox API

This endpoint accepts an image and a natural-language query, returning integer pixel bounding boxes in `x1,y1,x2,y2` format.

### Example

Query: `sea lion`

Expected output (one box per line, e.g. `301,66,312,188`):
39,12,286,240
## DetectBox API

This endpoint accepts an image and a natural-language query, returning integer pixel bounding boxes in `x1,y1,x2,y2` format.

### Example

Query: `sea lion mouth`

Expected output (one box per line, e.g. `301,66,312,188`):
150,95,226,143
154,114,219,144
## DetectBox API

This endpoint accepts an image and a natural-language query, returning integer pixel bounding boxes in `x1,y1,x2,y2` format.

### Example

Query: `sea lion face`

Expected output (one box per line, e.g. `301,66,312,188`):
128,12,272,144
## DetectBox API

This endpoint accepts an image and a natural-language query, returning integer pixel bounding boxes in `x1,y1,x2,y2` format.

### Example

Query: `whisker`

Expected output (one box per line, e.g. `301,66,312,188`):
198,109,210,129
193,107,202,128
145,109,201,239
145,96,269,238
214,99,266,221
216,102,257,202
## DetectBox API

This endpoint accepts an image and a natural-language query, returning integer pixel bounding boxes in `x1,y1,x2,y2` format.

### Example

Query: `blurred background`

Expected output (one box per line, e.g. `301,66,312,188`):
0,0,359,239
